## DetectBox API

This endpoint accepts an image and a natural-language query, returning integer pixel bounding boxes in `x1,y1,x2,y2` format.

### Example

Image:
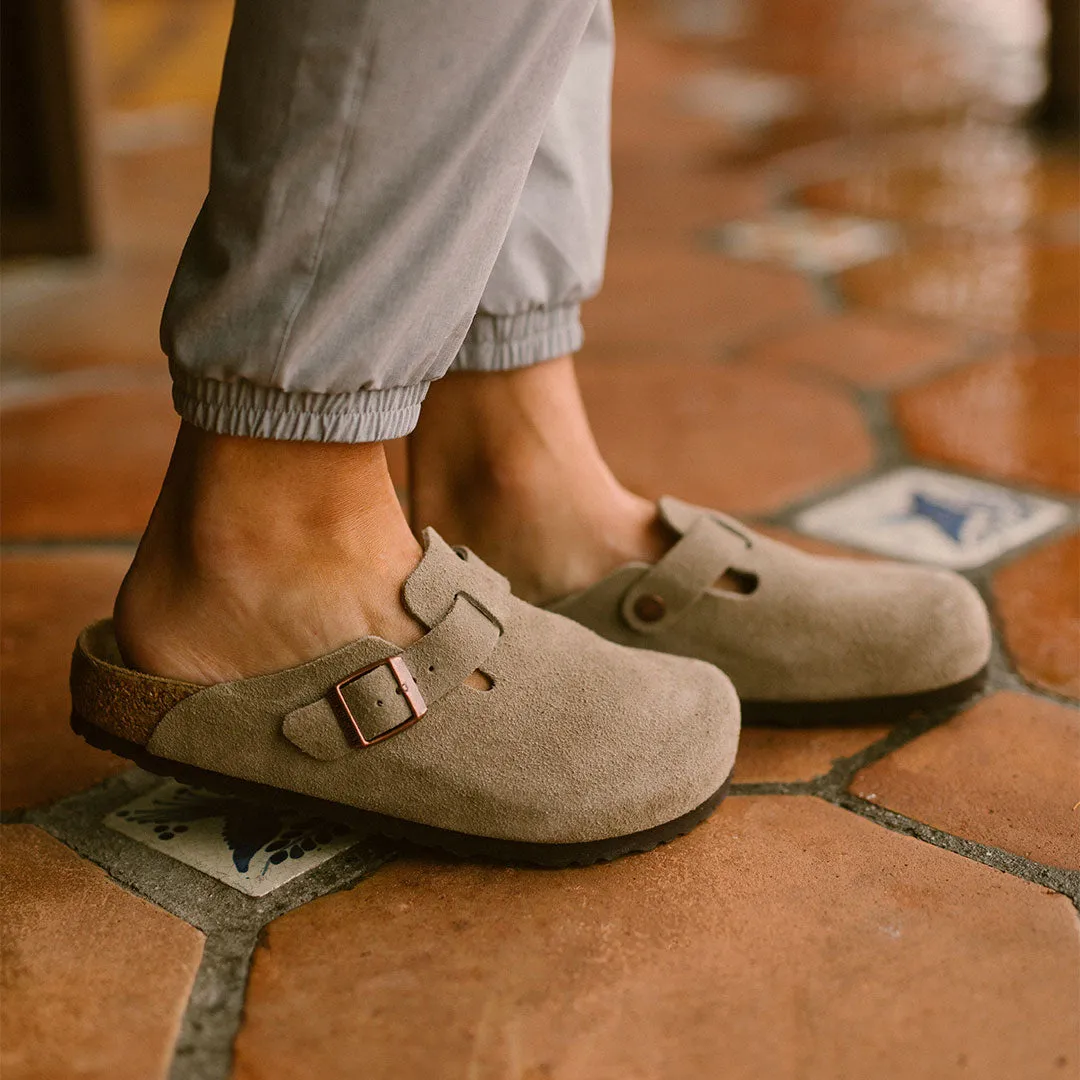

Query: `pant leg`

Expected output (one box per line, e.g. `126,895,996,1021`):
162,0,599,443
452,0,614,373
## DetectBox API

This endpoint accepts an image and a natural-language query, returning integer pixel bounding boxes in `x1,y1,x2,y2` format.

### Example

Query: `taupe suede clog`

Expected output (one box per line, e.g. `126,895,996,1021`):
70,529,739,866
548,497,991,725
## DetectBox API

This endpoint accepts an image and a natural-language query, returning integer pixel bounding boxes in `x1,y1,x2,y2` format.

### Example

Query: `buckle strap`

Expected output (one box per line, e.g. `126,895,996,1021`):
620,515,740,634
282,592,501,761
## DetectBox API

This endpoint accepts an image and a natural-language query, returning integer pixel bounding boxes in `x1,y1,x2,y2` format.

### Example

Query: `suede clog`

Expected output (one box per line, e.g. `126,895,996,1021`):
548,497,991,725
70,529,740,865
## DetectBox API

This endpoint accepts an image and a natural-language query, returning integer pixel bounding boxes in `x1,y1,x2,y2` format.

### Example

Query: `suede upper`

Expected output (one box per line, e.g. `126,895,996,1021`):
71,530,739,845
548,497,992,703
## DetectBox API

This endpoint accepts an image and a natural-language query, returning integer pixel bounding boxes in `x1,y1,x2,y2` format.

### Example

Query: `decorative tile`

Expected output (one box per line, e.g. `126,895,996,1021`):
106,781,361,897
666,0,749,40
711,210,899,273
795,467,1069,568
675,69,806,134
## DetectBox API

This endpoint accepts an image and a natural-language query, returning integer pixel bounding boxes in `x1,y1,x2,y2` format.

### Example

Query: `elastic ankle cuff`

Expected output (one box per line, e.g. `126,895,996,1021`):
449,304,583,373
171,366,428,443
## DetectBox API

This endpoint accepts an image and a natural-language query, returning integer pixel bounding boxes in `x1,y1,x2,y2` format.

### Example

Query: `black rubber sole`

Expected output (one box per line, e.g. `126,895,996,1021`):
71,713,732,868
740,665,989,728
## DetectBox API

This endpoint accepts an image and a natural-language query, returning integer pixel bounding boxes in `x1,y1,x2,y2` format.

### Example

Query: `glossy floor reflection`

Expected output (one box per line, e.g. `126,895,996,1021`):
1,1,1077,1078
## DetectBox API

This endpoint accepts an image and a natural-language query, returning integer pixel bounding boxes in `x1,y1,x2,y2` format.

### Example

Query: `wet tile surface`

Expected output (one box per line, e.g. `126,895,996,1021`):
851,692,1080,870
0,381,177,540
584,248,818,354
742,311,969,388
795,466,1069,568
0,825,204,1080
3,0,1078,1075
896,352,1080,495
839,239,1080,337
675,68,807,135
106,781,362,897
797,128,1080,234
0,259,177,374
233,798,1079,1080
578,358,874,515
711,210,898,272
609,160,770,244
1,552,133,810
734,727,890,783
993,532,1080,699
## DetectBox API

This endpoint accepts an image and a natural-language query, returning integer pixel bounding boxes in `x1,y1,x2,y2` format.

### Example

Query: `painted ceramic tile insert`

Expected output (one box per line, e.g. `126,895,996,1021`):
667,0,749,39
795,467,1069,568
675,69,806,133
105,780,361,897
712,211,899,273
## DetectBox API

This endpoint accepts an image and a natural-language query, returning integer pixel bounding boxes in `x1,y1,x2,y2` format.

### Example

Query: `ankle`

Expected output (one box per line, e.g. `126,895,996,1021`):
115,424,423,683
409,360,672,602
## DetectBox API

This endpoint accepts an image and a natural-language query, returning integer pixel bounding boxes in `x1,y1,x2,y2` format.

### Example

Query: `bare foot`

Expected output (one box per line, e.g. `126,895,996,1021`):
114,424,425,685
408,356,674,604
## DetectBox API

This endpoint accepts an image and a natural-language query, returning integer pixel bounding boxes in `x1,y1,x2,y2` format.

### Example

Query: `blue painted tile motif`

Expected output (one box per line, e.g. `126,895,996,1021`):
795,467,1069,568
106,780,362,896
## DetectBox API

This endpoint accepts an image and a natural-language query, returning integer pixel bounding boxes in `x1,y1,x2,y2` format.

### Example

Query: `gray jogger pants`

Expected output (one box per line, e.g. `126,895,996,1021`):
162,0,613,443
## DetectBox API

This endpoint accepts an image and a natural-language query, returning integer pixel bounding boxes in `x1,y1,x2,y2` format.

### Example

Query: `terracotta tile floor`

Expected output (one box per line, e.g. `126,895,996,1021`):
1,1,1077,1078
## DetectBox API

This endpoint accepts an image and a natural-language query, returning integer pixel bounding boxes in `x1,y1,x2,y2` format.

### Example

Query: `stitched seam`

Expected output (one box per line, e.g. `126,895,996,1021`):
268,9,379,383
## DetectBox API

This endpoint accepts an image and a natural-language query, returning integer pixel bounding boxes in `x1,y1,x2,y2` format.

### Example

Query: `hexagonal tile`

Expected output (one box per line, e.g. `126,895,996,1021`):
577,359,874,515
0,258,175,374
851,692,1080,869
895,352,1080,495
1,552,134,810
1,382,176,540
233,798,1079,1080
839,239,1080,337
1,825,204,1080
799,128,1080,234
993,532,1080,699
743,312,969,388
584,248,819,354
609,158,770,245
734,727,890,783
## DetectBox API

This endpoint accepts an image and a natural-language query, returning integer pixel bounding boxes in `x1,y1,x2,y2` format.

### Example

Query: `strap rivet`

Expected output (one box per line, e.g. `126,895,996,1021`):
633,593,666,623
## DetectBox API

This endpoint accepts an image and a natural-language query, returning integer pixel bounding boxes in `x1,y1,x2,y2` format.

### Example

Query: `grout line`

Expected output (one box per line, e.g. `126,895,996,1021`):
169,929,260,1080
1,538,140,553
730,690,1080,903
23,770,398,934
729,781,814,796
826,791,1080,902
